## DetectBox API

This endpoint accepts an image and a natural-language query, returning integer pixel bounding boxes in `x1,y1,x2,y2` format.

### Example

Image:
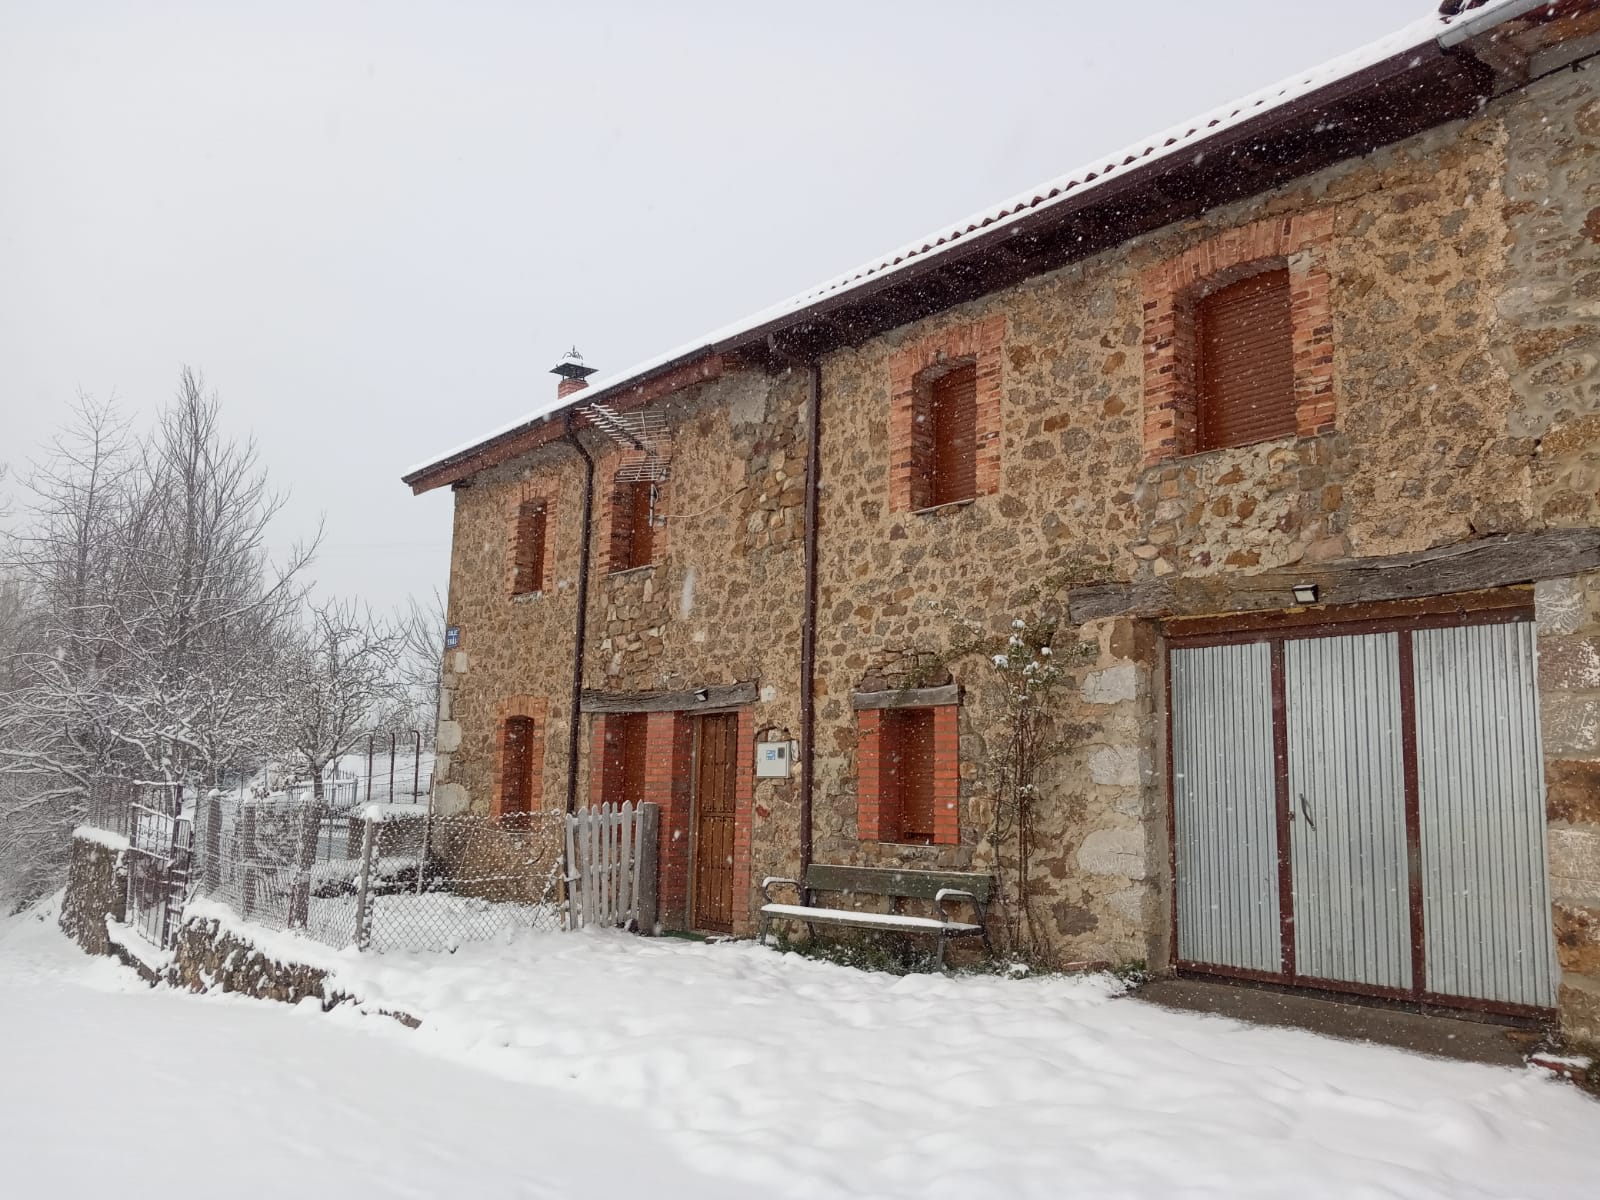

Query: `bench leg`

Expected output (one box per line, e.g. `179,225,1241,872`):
933,932,947,972
758,911,770,945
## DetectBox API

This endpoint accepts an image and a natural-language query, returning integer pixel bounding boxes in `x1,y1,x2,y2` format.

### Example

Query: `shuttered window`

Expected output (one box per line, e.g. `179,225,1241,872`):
500,716,537,825
602,712,650,806
511,501,547,596
882,708,936,843
609,480,655,572
1196,269,1295,452
917,363,978,508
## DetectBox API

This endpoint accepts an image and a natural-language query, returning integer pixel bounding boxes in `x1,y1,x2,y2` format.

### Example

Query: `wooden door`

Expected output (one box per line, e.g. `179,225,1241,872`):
691,713,738,934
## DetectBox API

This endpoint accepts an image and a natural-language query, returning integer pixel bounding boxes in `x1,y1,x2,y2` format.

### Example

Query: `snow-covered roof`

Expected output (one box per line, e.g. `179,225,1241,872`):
404,0,1543,486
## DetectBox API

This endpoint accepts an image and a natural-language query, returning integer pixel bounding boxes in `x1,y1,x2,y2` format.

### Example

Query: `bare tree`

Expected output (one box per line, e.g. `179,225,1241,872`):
393,589,446,740
0,371,317,904
274,597,399,799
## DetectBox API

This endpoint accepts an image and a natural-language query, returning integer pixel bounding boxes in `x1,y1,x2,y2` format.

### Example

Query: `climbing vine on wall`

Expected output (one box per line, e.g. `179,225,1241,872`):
921,565,1101,966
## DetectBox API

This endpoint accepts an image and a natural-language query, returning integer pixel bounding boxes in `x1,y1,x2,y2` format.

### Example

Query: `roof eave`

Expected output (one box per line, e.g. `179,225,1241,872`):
404,16,1531,497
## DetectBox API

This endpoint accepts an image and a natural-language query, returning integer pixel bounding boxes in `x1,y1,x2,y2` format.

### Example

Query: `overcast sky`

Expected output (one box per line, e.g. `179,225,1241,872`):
1,0,1421,613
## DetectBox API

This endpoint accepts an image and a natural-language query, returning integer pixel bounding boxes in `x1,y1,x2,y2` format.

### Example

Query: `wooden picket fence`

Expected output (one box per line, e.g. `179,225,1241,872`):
565,801,659,932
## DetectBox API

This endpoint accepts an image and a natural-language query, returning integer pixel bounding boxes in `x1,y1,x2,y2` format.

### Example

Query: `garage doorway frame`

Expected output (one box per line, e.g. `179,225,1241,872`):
1162,586,1556,1022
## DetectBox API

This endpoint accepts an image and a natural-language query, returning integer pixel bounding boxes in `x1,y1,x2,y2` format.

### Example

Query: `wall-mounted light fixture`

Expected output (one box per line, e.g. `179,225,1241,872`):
693,688,710,703
1292,583,1320,605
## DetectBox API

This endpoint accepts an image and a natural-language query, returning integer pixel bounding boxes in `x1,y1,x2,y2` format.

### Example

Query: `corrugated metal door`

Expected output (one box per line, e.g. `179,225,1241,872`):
1284,633,1412,991
1413,622,1556,1008
1171,642,1281,974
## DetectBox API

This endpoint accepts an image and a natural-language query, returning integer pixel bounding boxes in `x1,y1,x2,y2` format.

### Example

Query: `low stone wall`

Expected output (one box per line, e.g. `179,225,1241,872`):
59,830,128,957
167,910,418,1026
170,915,332,1006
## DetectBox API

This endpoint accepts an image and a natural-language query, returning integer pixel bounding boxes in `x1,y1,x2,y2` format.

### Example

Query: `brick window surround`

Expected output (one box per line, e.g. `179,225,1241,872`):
503,486,557,598
599,474,667,574
888,315,1004,512
857,704,960,846
491,695,548,823
589,707,754,932
1140,211,1334,465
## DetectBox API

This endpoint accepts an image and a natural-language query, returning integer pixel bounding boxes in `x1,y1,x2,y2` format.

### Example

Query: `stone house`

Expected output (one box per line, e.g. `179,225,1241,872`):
404,1,1600,1042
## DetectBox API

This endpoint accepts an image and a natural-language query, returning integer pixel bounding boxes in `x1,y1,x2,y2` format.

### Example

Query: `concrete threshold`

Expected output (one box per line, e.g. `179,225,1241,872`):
1132,977,1538,1068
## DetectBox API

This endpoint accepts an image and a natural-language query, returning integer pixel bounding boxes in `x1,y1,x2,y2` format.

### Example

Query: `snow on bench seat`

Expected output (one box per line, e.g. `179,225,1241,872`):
758,903,981,934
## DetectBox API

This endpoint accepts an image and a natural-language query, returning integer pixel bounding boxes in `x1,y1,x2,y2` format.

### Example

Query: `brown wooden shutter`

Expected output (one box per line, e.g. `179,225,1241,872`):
1197,269,1295,451
513,501,546,595
603,712,650,805
610,481,655,571
883,708,936,843
929,364,978,506
502,716,534,822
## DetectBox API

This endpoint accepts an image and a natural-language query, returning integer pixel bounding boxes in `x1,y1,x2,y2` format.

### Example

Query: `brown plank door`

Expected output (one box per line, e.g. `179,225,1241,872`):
691,713,738,934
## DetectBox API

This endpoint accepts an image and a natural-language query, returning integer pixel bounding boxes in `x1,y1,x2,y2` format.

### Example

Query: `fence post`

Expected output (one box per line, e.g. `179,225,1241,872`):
564,810,579,930
241,800,258,920
202,791,222,893
353,817,377,950
635,802,660,936
288,793,325,929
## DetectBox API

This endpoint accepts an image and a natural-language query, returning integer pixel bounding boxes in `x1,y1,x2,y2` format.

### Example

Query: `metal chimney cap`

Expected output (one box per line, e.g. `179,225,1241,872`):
551,345,598,381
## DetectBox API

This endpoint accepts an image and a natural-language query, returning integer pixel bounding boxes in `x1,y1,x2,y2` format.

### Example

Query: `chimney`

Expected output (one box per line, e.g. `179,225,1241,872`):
552,346,598,399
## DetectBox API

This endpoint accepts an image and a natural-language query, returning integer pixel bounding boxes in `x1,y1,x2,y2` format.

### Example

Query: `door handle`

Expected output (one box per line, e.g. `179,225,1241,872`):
1298,792,1317,831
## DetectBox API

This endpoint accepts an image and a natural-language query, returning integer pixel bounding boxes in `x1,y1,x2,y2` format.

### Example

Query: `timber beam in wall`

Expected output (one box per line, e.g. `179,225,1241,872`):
1067,528,1600,623
579,681,760,715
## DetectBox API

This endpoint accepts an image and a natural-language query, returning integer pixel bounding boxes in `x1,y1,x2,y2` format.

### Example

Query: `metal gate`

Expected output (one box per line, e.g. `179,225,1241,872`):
1169,602,1557,1017
126,801,193,950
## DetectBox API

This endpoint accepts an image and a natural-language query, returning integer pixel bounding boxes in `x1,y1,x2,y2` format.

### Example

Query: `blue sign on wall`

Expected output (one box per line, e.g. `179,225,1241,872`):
445,625,461,649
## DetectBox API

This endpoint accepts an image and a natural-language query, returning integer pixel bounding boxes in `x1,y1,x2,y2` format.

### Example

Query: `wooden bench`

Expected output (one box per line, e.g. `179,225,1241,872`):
758,863,993,969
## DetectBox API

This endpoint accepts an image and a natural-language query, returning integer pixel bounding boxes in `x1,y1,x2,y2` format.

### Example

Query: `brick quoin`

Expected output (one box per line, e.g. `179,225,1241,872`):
887,315,1005,512
1140,211,1335,465
856,704,960,846
730,707,756,934
489,695,548,820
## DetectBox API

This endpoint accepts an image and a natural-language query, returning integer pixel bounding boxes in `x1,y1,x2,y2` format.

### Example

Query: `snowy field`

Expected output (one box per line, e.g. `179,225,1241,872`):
2,903,1596,1199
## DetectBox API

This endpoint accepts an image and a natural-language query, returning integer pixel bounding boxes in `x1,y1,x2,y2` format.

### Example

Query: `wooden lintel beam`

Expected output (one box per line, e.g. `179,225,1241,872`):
1067,528,1600,624
850,683,962,711
580,680,759,715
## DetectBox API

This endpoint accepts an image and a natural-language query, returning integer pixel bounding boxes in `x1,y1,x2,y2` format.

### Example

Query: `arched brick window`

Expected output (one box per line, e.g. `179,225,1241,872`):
1141,212,1334,464
492,696,547,827
888,316,1004,512
504,487,556,599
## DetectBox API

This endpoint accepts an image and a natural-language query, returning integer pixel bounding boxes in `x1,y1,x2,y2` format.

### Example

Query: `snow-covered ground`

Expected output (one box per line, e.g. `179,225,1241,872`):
3,902,1596,1199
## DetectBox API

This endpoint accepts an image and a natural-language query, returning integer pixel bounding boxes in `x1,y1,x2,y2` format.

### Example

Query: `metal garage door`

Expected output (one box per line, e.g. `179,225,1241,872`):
1169,608,1557,1016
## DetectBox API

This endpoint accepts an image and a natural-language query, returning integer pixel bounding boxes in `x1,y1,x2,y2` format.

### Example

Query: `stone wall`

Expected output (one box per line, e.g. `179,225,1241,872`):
1501,70,1600,1044
435,59,1600,1019
59,831,127,957
435,369,812,933
170,916,332,1005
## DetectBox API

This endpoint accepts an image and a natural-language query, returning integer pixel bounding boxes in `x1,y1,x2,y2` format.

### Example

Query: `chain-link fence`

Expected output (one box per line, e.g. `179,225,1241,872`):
190,793,567,952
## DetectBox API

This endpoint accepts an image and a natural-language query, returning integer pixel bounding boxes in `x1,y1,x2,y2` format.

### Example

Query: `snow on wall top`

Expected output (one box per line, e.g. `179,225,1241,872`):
405,0,1531,482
